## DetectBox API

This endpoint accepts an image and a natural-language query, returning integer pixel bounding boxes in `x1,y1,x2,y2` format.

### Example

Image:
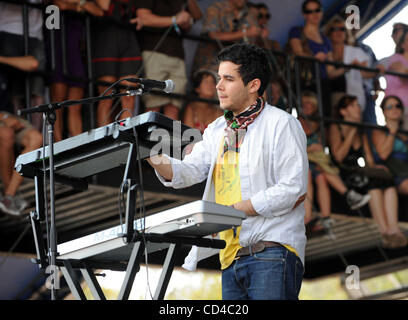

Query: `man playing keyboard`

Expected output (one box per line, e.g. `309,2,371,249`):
147,43,308,300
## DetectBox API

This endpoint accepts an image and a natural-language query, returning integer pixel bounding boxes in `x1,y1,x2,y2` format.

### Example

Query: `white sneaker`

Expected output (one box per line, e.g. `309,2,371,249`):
346,190,371,210
13,196,28,212
0,195,27,216
0,195,22,216
321,217,335,229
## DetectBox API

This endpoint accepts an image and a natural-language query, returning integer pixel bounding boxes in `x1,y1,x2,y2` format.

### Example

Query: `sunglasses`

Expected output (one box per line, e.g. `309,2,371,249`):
330,26,346,32
303,8,321,14
258,13,271,19
384,104,403,110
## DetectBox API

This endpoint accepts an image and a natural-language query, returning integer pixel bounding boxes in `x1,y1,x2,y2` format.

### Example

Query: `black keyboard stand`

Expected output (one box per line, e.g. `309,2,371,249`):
16,84,202,300
19,89,144,300
56,233,225,300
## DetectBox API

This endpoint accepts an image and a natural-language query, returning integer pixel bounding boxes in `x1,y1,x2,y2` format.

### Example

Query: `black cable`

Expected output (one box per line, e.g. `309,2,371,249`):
131,125,146,240
131,115,151,299
0,224,31,268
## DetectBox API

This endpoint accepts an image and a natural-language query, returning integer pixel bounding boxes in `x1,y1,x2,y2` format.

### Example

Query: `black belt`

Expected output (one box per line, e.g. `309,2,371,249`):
235,241,282,258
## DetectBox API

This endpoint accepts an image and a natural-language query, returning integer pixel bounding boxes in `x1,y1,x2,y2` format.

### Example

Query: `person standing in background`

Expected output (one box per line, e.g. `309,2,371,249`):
48,0,103,140
191,0,260,75
135,0,202,120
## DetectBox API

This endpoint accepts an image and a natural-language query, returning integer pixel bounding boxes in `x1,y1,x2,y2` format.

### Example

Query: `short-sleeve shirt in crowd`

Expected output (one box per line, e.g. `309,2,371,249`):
385,53,408,114
192,0,258,73
136,0,187,59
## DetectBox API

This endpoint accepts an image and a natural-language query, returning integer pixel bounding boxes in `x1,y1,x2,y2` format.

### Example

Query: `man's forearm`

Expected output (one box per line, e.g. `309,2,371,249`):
233,199,258,217
146,155,173,181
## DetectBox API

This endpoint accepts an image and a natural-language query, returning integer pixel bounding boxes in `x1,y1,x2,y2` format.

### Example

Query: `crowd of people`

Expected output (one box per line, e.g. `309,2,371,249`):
0,0,407,248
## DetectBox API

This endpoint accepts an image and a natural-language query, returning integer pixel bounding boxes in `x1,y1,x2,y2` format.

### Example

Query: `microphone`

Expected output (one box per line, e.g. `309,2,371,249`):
125,78,175,93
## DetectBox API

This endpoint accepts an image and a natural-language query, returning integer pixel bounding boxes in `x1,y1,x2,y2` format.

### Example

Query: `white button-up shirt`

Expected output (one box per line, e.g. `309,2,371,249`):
156,104,309,268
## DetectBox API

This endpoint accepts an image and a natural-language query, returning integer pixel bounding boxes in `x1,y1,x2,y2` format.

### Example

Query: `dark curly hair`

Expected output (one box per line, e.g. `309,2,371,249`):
335,94,358,120
217,43,272,96
380,95,405,127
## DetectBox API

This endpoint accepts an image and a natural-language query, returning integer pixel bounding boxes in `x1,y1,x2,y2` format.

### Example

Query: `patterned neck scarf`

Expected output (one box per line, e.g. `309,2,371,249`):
223,97,265,154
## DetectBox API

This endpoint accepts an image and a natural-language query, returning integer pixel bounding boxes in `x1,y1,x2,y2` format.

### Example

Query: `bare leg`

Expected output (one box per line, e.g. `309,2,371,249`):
0,127,15,191
397,178,408,196
50,82,68,142
162,103,179,120
97,76,117,127
30,95,44,131
316,173,331,218
304,170,314,224
118,76,136,120
323,173,348,195
67,86,84,137
12,96,43,131
382,186,407,248
367,189,388,234
383,186,400,234
119,95,135,120
4,129,43,196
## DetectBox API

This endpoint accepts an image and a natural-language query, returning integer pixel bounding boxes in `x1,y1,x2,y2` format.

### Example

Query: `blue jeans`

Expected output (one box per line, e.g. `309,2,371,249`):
222,246,304,300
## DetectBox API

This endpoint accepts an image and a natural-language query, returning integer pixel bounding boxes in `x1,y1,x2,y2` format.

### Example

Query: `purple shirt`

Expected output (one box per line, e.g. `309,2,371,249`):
288,26,333,78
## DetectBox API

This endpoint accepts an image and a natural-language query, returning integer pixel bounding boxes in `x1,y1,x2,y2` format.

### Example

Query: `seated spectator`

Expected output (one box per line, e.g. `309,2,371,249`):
287,0,347,117
182,69,222,133
269,79,287,111
47,0,103,139
0,111,42,216
329,94,406,248
136,0,202,121
192,0,260,75
0,0,46,131
384,29,408,130
326,17,376,115
299,91,371,230
372,95,408,196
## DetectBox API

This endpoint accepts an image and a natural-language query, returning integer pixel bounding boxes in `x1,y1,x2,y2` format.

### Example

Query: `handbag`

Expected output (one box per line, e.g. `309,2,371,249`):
308,150,340,175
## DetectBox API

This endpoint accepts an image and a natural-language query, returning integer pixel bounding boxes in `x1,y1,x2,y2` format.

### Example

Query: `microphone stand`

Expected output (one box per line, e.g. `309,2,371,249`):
18,88,143,300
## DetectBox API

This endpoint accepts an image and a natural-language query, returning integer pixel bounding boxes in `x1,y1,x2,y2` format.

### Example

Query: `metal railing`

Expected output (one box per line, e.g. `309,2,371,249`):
2,0,407,140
